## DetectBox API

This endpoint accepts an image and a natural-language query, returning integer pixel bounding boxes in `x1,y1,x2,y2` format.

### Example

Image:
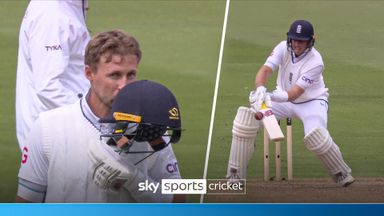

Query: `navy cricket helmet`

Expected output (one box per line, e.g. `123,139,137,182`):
287,20,314,41
286,20,315,56
100,80,182,154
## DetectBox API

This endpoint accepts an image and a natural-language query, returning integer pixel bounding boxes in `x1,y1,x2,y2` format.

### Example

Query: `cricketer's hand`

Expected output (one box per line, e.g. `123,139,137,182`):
249,86,267,112
88,141,138,193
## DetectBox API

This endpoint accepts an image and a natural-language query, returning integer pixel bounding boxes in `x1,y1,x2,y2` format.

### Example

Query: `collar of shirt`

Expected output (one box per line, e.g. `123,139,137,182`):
292,52,307,63
80,96,102,132
291,48,312,63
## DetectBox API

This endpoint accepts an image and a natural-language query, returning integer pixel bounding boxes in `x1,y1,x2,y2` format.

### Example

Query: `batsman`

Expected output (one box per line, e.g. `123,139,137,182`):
226,20,354,187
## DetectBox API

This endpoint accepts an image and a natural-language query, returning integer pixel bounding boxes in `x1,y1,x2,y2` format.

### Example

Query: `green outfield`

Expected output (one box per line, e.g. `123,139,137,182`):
207,0,384,183
0,1,225,202
2,0,384,204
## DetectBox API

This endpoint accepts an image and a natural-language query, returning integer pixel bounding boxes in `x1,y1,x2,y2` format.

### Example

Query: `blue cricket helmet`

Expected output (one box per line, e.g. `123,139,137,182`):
287,19,314,41
286,20,316,60
100,80,182,153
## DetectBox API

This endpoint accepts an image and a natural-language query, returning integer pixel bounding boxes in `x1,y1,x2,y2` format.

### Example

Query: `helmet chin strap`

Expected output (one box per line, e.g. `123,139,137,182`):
287,38,313,63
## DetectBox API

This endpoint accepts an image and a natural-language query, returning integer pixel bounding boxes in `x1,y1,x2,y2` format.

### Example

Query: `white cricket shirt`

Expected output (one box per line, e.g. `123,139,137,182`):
264,41,329,103
15,0,90,150
18,97,181,202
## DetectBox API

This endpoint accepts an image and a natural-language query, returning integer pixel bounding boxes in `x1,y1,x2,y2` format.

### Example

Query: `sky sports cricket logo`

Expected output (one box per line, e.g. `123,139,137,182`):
138,179,246,195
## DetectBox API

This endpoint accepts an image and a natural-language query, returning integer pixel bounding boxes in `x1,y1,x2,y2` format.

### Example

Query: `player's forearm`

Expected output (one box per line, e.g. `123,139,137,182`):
255,65,273,88
287,85,305,101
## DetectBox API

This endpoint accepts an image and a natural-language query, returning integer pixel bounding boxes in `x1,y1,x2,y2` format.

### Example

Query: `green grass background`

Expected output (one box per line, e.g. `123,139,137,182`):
0,0,225,202
207,0,384,183
1,0,384,204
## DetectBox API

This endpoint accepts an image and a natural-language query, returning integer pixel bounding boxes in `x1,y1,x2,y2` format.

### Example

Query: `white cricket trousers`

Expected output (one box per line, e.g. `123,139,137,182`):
271,99,328,136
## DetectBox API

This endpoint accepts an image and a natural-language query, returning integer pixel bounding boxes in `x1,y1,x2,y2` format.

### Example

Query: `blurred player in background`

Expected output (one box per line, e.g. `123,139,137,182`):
227,20,354,187
16,0,90,151
16,30,185,202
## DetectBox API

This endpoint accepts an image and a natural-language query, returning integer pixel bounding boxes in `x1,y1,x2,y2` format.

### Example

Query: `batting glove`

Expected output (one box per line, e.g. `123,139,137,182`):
265,93,273,108
89,141,138,193
270,89,288,102
249,86,267,112
89,140,173,202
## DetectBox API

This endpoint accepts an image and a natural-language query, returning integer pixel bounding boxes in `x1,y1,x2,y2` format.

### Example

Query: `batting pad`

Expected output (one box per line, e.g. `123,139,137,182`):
227,106,259,179
304,127,351,176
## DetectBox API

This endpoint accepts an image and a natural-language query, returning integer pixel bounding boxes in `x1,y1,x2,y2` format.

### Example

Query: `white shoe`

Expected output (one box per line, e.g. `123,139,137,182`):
334,172,355,187
227,173,246,189
227,168,241,183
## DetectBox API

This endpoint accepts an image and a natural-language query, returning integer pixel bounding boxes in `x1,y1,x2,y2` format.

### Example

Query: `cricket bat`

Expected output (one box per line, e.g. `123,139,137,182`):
257,103,285,141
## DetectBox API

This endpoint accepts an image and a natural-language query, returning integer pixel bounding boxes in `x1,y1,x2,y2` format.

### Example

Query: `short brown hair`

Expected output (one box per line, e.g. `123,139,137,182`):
85,30,142,71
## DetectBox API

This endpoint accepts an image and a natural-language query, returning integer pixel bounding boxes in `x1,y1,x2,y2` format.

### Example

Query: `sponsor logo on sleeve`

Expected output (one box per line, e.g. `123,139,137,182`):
166,162,179,173
301,76,314,84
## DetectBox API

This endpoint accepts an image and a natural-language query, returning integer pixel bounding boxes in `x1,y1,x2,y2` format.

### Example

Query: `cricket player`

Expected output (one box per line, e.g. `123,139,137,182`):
227,20,354,187
16,30,184,202
16,0,90,151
